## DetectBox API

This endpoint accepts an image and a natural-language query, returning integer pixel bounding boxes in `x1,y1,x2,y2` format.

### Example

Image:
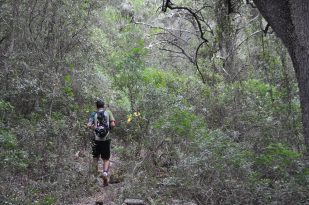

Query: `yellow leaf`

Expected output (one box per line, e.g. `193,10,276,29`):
127,115,132,123
134,112,141,117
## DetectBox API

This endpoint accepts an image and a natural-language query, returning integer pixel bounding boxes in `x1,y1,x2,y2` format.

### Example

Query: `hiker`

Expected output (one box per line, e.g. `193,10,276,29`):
87,99,116,186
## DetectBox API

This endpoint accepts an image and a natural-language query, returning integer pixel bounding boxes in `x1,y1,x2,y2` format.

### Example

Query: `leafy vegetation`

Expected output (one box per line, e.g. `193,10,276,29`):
0,0,308,204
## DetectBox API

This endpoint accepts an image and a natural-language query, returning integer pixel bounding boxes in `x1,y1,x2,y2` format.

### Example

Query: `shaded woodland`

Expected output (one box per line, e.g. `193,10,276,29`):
0,0,308,204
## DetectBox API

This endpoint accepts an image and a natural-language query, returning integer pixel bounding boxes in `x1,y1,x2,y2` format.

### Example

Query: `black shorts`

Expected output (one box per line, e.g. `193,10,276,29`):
92,139,111,160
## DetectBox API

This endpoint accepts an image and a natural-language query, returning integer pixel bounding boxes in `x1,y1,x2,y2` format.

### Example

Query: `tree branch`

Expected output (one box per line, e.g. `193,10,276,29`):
163,1,208,43
224,30,263,63
161,0,209,83
0,35,8,45
159,48,184,55
262,23,271,35
134,21,198,36
194,41,207,83
165,40,195,64
235,15,259,33
246,0,256,8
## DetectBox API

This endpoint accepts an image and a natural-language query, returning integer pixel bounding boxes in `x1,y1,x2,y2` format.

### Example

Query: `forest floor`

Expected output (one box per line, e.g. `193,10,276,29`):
74,152,125,205
72,148,196,205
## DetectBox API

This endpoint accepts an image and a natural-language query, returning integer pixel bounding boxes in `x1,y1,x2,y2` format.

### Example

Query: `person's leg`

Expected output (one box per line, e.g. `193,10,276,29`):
101,139,111,173
103,159,110,173
101,139,111,186
102,159,109,186
92,140,100,174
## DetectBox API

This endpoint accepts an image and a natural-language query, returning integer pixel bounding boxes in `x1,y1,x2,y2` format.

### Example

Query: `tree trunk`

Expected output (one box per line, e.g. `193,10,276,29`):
253,0,309,154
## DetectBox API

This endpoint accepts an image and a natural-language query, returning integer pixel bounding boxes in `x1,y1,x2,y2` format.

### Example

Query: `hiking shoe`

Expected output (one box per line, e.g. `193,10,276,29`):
103,176,108,186
102,171,108,186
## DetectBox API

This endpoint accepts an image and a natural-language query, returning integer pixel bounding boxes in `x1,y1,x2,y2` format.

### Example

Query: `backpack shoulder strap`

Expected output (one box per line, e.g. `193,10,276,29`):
94,112,98,127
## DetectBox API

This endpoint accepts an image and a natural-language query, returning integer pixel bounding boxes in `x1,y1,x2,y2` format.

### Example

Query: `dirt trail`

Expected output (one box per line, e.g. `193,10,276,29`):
74,183,123,205
74,155,124,205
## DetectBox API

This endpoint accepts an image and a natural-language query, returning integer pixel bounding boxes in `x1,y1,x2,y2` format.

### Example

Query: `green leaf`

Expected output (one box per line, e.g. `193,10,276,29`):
64,74,71,83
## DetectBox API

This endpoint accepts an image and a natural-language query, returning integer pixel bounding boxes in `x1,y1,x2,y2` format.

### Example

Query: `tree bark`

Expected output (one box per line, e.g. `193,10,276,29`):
253,0,309,154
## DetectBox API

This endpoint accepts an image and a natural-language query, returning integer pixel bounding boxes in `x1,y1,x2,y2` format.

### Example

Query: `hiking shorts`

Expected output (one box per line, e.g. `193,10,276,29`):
92,139,111,160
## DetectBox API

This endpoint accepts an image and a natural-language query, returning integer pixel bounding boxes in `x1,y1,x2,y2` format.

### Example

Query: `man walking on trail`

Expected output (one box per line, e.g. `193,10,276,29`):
87,99,116,186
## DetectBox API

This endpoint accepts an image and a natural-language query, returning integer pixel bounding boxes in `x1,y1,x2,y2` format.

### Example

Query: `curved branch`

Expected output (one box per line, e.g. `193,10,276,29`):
195,41,207,83
167,40,195,63
162,0,209,84
0,35,8,45
224,30,262,63
134,21,197,36
163,1,208,43
246,0,256,8
262,23,271,35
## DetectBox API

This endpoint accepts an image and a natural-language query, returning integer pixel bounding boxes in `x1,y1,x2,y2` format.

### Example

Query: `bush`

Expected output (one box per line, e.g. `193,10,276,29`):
254,143,301,179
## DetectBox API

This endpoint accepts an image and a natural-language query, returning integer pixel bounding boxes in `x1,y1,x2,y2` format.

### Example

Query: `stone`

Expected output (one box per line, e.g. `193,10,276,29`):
123,198,145,205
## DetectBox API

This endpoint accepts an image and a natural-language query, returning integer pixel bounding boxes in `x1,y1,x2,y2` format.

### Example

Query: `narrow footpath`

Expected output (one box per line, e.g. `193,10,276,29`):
74,154,125,205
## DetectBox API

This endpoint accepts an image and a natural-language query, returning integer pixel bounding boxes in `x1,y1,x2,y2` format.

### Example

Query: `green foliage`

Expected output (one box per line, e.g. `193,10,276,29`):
64,86,74,97
131,0,144,9
0,100,14,122
244,79,274,96
211,78,302,150
89,27,109,52
63,74,74,98
218,79,279,107
101,6,122,24
25,188,58,205
0,100,14,112
0,0,307,204
294,168,309,185
2,150,29,170
51,117,67,136
40,195,57,205
256,143,301,166
142,68,167,87
115,93,131,112
111,39,149,115
51,112,65,121
0,130,29,171
160,109,207,139
63,74,72,83
149,27,163,35
160,130,252,203
142,67,183,89
201,130,252,169
0,129,17,149
254,143,301,179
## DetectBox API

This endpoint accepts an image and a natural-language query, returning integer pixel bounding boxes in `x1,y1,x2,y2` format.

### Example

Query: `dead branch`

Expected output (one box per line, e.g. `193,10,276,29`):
263,23,271,35
0,35,8,45
195,41,207,83
246,0,256,8
134,21,198,36
161,0,209,84
165,40,195,63
224,30,262,63
163,0,208,43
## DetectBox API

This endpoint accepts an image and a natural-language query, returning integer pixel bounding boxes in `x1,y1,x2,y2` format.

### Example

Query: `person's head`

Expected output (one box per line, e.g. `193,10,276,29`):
96,99,104,109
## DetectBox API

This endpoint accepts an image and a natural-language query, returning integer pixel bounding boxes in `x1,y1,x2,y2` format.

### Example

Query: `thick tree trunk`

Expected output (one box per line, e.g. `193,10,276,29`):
253,0,309,154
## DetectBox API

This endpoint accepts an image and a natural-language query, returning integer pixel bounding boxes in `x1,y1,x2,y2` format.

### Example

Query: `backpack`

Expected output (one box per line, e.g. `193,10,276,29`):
95,111,109,138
